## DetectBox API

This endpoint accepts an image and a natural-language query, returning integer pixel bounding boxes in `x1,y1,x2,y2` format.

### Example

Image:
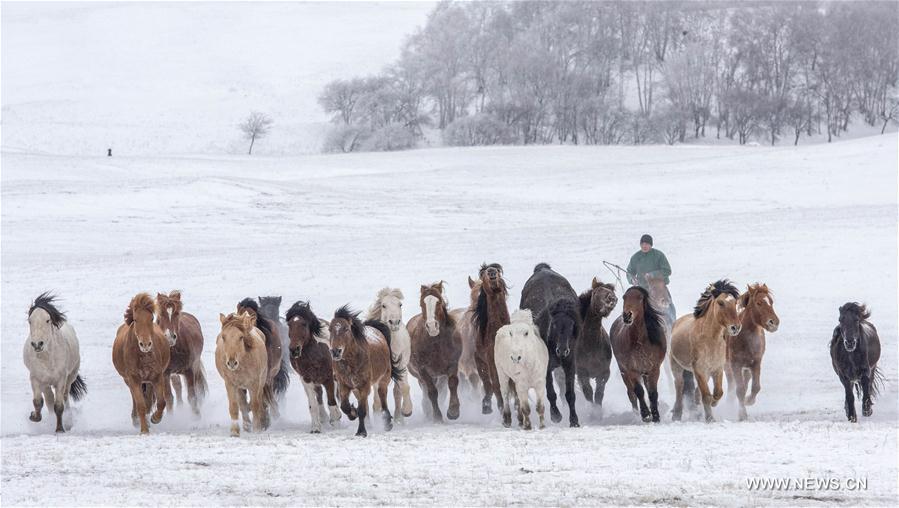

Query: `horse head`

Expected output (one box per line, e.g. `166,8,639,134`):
27,292,66,354
837,302,870,353
590,277,618,317
694,280,741,337
645,275,671,311
329,305,364,361
129,293,160,353
621,286,649,326
369,288,404,332
546,299,579,359
286,301,323,359
500,309,539,365
478,263,506,295
420,282,448,337
739,284,779,333
258,296,283,323
156,290,183,347
218,312,256,371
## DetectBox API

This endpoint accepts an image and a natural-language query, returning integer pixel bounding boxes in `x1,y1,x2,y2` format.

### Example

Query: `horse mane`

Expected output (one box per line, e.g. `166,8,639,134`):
577,290,592,320
286,300,323,337
693,279,739,318
238,297,274,344
628,286,666,346
221,312,251,333
334,305,366,343
366,288,404,320
839,302,871,320
533,262,551,273
472,288,489,334
29,292,66,328
156,290,183,313
127,293,156,323
510,308,535,326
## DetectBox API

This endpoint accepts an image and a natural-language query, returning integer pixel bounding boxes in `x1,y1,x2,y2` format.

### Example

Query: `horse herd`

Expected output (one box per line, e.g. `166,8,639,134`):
22,263,884,437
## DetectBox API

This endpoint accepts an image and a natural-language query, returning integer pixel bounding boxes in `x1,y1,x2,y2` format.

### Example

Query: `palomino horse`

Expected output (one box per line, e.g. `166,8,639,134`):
610,286,668,422
726,283,780,420
366,288,413,421
156,291,207,416
472,262,510,415
113,293,171,434
407,281,462,422
324,305,402,437
24,293,87,432
831,303,883,422
670,280,741,422
495,309,548,430
575,279,617,416
520,263,583,427
286,300,340,433
236,298,290,418
216,312,270,436
449,276,482,394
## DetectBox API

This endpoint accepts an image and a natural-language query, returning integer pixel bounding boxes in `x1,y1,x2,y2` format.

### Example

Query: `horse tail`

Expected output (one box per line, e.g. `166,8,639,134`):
272,357,290,396
856,364,885,399
69,375,87,401
365,319,405,382
194,361,209,403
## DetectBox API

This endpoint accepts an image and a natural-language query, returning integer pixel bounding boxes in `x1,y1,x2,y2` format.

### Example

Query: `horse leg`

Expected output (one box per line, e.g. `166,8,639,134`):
746,363,762,406
338,383,356,420
725,363,736,396
251,385,266,432
353,387,369,437
171,373,184,406
185,370,200,416
324,380,341,425
238,388,252,431
372,383,382,413
226,384,240,437
578,372,595,405
545,369,562,423
498,371,512,428
447,370,461,420
516,383,532,431
562,362,579,427
127,381,149,434
401,373,413,418
29,377,44,422
711,369,724,407
671,362,685,421
377,380,393,432
475,355,494,415
860,371,873,417
595,370,610,417
52,379,70,432
632,375,651,422
301,379,322,433
422,372,443,423
392,377,403,424
620,369,639,413
647,369,661,423
314,385,328,424
841,377,856,422
734,365,749,421
693,368,715,423
150,375,167,424
488,350,503,412
536,383,547,429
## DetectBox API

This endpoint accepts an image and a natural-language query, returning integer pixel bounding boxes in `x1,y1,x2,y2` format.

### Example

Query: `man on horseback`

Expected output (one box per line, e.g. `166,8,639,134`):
626,234,671,289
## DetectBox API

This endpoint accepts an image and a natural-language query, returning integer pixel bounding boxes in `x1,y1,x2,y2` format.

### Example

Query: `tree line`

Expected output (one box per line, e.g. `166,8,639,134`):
318,1,898,152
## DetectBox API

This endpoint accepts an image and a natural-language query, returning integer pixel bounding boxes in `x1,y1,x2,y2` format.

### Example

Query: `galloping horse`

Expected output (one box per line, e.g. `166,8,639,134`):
472,263,510,415
24,293,87,432
575,279,617,416
495,309,548,430
216,312,270,436
610,286,667,422
831,303,883,422
407,281,462,422
286,300,340,433
258,295,292,370
236,298,290,418
646,275,676,332
670,280,741,422
113,293,171,434
366,288,413,421
156,291,207,416
726,283,780,420
520,263,583,427
449,276,482,395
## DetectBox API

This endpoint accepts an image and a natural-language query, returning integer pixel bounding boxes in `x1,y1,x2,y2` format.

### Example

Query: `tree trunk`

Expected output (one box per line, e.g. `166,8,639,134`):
248,134,256,155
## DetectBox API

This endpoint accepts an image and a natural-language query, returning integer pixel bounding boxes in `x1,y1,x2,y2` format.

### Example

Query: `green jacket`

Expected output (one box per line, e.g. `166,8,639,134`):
626,248,672,287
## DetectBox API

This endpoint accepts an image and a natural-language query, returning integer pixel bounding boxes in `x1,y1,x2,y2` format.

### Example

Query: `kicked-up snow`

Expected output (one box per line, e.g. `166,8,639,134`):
1,136,896,505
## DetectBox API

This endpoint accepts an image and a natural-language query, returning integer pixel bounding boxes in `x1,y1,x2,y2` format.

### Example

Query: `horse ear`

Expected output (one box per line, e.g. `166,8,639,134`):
219,313,227,324
421,285,428,294
592,276,599,288
170,291,181,301
240,311,256,328
737,292,750,309
468,276,476,289
157,292,165,300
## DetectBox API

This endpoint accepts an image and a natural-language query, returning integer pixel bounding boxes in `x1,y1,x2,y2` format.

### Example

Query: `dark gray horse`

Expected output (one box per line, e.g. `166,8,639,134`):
830,302,883,422
259,296,292,378
520,263,583,427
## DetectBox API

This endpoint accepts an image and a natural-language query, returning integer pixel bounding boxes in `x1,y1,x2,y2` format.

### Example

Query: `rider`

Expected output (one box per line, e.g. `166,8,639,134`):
626,234,671,290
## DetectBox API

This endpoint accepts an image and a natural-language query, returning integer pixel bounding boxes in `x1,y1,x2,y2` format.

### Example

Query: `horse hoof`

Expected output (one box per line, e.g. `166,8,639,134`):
55,426,65,433
502,416,511,428
29,412,41,422
140,429,150,435
447,406,460,420
550,409,562,423
150,414,162,424
849,415,857,423
355,430,368,438
651,414,660,423
671,411,682,422
310,429,321,434
642,414,652,423
705,416,715,423
746,396,757,406
569,420,580,428
482,406,492,415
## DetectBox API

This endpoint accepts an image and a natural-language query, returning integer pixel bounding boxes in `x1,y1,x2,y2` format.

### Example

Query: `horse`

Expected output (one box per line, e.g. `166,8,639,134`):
156,291,207,416
725,283,780,420
520,263,583,427
495,309,548,430
324,305,403,437
407,281,462,422
646,274,676,332
609,286,668,422
830,302,883,423
23,293,87,432
215,312,270,436
472,262,510,415
448,276,482,395
113,292,171,434
236,298,290,418
575,279,617,416
669,280,741,422
258,295,292,372
286,300,341,433
366,288,413,421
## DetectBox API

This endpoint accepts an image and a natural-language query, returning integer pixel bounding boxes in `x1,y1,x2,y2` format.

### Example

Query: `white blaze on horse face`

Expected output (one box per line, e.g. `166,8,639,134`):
424,295,439,337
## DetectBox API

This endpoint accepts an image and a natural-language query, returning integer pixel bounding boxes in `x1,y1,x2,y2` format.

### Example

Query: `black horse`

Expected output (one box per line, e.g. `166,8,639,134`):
830,302,883,423
520,263,583,427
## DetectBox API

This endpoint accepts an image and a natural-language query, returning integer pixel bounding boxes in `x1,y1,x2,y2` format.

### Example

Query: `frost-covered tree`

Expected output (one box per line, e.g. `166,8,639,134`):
239,112,273,155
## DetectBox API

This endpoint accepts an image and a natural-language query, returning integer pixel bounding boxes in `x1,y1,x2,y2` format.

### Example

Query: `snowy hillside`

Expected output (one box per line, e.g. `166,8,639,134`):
1,2,435,156
1,135,896,505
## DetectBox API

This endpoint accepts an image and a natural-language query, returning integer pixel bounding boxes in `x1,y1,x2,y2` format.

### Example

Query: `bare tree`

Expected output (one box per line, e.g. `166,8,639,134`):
239,112,273,155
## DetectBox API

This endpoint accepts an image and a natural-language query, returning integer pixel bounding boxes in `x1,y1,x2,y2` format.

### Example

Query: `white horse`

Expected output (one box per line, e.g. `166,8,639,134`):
23,293,87,432
367,288,413,422
495,309,548,430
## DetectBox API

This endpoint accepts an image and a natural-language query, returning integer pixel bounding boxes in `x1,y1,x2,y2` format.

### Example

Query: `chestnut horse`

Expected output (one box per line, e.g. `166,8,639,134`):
471,262,510,414
286,300,340,433
726,283,780,420
610,286,667,422
112,293,171,434
216,312,270,436
236,298,290,418
670,280,741,422
407,281,462,422
576,279,617,415
156,291,207,416
325,305,403,437
449,276,482,394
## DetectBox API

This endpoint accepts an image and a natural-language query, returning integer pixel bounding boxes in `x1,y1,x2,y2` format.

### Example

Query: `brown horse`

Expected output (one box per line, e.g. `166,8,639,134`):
112,293,171,434
670,280,741,422
449,276,482,394
610,286,668,422
407,281,462,422
646,275,676,332
575,278,617,415
236,298,290,418
471,263,510,414
286,300,340,433
726,283,780,420
326,305,402,437
156,291,207,416
215,312,270,436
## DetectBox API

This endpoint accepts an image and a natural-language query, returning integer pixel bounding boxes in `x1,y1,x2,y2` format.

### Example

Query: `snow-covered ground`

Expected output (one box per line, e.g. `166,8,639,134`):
1,135,896,505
